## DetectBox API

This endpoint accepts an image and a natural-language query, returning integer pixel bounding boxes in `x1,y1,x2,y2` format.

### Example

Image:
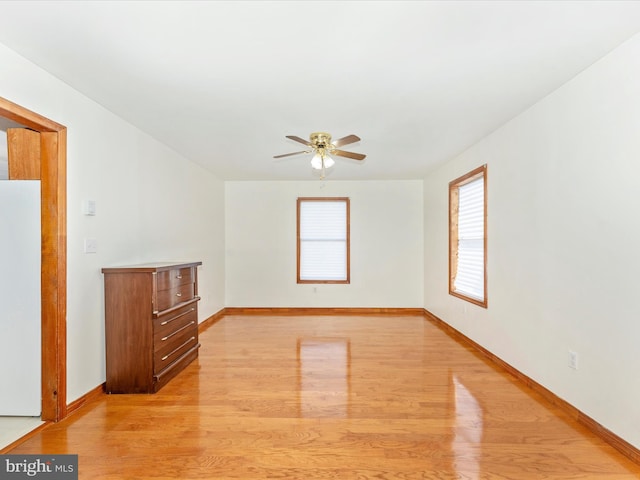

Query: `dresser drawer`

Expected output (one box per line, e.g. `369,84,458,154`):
154,303,197,345
154,326,198,375
156,267,194,291
155,283,195,312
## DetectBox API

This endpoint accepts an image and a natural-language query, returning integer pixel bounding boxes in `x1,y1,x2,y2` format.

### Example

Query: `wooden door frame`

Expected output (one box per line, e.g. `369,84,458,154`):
0,96,67,422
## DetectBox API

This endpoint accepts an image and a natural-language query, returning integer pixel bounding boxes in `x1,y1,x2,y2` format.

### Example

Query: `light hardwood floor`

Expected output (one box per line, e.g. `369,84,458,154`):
7,315,640,479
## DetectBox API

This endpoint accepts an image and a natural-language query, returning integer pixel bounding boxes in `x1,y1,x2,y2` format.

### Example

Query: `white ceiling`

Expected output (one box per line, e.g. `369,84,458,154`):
1,1,639,181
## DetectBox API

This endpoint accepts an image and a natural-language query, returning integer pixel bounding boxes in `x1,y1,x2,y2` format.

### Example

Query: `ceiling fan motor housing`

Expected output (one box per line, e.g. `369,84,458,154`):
310,132,332,148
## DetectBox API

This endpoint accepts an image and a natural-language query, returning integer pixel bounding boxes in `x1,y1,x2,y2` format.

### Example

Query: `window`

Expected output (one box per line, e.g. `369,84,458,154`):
449,165,487,307
297,197,350,284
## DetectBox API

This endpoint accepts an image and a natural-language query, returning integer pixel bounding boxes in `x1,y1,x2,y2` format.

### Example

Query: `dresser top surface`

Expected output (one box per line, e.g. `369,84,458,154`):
102,261,202,274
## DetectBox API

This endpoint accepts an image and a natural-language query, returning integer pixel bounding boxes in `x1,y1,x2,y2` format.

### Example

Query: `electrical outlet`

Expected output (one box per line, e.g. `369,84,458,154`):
568,350,578,370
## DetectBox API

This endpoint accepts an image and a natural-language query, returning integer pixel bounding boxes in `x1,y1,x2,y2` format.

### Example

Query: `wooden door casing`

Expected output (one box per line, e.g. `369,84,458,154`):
1,96,67,422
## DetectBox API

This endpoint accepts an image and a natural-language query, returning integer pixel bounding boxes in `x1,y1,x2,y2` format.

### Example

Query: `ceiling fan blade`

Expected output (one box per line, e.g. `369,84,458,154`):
333,149,366,161
273,150,309,159
332,134,361,148
285,135,313,147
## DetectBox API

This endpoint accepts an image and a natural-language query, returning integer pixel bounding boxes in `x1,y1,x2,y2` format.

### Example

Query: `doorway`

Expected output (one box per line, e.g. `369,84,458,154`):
0,96,67,429
0,124,43,449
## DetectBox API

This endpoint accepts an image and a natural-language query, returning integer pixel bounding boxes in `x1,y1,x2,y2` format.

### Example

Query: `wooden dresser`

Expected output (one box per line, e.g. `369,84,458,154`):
102,261,202,393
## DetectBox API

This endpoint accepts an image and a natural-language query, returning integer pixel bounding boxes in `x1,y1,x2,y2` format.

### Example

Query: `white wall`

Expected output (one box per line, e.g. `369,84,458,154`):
0,42,226,403
226,180,423,308
424,34,640,448
0,132,7,179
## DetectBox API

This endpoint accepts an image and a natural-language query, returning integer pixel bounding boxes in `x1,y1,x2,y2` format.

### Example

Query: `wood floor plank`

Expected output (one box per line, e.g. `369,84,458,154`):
8,315,640,478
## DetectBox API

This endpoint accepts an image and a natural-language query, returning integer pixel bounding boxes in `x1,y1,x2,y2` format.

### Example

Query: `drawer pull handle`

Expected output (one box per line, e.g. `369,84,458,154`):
162,337,195,362
176,274,183,279
160,308,195,326
176,292,182,297
161,321,196,341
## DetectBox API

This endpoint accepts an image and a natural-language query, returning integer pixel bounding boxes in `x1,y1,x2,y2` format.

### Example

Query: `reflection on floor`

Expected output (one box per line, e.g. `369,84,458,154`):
0,416,44,450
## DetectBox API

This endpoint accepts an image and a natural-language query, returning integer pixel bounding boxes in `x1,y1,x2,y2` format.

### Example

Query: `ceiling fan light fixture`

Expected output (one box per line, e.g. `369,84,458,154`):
311,151,334,170
324,155,335,168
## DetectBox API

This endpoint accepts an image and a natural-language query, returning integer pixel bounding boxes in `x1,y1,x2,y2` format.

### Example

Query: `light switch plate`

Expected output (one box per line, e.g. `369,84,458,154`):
82,200,96,216
84,238,97,253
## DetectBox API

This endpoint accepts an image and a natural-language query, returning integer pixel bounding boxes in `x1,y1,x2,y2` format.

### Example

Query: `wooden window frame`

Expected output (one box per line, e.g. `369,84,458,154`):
449,165,487,308
297,197,350,284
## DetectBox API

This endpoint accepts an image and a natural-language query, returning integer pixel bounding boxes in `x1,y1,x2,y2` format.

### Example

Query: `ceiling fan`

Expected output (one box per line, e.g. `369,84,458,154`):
274,132,366,179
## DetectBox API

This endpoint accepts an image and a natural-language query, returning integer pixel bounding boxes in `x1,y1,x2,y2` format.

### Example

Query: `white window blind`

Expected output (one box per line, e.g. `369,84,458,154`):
454,177,484,301
299,199,348,282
